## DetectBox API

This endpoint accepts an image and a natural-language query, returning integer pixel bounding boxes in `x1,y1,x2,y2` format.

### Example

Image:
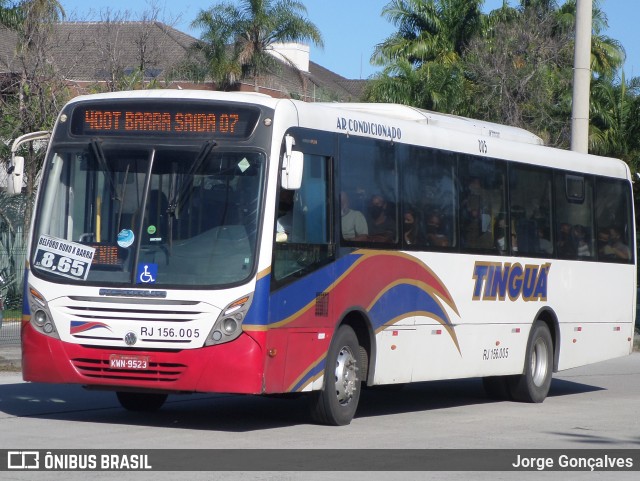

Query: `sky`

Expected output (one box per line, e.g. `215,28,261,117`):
59,0,638,80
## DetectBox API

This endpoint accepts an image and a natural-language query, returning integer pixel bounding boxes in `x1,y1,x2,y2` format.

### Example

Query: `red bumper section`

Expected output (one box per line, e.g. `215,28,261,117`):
21,322,266,394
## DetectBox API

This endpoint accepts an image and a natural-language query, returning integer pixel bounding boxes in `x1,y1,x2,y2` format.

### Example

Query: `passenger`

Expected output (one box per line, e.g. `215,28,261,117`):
403,209,421,245
493,215,507,253
537,227,553,254
340,191,368,241
601,226,630,260
276,189,294,242
557,222,575,257
572,224,591,258
352,186,368,214
367,194,395,242
597,228,610,257
461,177,490,248
425,210,449,247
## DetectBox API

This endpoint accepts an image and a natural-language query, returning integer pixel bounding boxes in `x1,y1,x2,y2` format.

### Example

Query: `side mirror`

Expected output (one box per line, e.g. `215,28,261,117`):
6,155,24,195
7,130,51,195
282,151,303,190
281,134,303,190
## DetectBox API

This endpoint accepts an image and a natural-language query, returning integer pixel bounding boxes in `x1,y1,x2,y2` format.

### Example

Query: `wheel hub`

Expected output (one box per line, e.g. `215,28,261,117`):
531,337,550,387
334,346,358,405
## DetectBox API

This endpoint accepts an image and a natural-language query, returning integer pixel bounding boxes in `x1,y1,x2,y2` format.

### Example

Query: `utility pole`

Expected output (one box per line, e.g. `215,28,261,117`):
570,0,592,153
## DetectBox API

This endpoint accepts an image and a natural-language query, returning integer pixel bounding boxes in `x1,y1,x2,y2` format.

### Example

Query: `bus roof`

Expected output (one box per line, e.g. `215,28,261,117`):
315,102,545,146
65,91,538,145
61,90,629,180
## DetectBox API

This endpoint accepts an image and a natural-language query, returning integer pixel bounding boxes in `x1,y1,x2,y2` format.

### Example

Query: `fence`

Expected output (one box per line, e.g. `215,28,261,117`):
0,310,21,343
0,247,27,344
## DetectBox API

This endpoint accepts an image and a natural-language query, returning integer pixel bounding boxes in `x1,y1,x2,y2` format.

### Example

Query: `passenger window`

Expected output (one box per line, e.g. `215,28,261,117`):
509,165,553,257
459,157,507,253
595,178,633,263
400,146,456,249
339,137,398,245
555,173,594,260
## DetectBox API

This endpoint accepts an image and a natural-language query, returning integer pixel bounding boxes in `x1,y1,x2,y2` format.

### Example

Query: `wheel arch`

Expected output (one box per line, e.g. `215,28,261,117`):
337,308,376,386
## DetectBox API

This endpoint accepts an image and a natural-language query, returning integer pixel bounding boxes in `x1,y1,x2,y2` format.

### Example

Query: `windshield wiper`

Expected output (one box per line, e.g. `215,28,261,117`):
166,140,217,217
89,139,119,201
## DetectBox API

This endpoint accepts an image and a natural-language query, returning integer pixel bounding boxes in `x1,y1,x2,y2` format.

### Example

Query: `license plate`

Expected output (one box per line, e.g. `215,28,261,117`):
109,354,149,370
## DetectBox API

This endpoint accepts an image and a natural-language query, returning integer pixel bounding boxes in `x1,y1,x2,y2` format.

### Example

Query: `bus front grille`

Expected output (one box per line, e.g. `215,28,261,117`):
71,357,187,382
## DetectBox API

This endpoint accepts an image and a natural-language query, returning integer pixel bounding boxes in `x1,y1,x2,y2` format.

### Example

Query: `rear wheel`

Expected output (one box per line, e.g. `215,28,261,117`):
116,392,167,412
509,321,553,403
309,325,361,426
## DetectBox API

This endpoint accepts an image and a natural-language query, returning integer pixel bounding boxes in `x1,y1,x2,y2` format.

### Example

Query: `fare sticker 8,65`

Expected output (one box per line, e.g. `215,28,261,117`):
34,235,96,281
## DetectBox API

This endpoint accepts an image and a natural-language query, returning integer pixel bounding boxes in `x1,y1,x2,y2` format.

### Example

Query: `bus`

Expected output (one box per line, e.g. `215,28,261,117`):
14,90,636,426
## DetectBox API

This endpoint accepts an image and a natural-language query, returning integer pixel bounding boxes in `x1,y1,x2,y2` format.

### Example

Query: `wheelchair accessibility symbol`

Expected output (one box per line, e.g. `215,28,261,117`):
136,263,158,284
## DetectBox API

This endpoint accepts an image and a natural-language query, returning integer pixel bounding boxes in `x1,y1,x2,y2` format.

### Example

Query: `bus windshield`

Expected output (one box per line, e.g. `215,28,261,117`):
32,140,265,287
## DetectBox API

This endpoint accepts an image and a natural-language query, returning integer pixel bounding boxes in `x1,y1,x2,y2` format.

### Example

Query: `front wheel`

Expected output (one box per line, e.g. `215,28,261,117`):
509,321,553,403
116,392,167,412
309,325,361,426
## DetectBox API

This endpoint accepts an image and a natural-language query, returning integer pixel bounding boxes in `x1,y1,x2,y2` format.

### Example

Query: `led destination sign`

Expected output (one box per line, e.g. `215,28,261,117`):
70,102,261,138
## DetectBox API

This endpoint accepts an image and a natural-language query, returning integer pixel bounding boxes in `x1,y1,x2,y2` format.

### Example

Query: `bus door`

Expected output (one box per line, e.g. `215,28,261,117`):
267,136,336,393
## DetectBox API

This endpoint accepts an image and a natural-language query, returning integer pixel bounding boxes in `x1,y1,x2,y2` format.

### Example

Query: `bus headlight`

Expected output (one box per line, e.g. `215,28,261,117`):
27,286,59,339
33,310,48,327
222,317,238,334
205,294,252,346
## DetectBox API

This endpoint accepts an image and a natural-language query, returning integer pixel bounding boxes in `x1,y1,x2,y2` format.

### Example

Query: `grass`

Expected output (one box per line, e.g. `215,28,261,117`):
1,309,21,321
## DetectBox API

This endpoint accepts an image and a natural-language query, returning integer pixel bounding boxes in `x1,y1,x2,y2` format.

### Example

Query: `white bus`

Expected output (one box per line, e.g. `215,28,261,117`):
16,90,636,425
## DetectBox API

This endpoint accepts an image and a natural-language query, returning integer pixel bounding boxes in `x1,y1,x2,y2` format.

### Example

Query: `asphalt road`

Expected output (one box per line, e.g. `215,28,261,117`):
0,352,639,480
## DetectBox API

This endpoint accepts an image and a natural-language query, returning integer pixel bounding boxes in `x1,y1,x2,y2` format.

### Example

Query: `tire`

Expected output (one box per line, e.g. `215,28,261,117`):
509,321,553,403
482,375,513,400
309,325,361,426
116,392,167,412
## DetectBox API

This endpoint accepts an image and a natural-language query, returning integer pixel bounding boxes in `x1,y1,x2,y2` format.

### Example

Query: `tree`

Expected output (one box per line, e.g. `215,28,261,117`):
371,0,483,68
462,0,625,148
84,6,182,92
367,0,627,148
189,5,243,89
0,1,20,28
0,1,67,306
366,0,482,111
191,0,323,91
558,0,624,79
7,1,66,197
590,74,640,172
1,0,67,197
364,57,472,114
464,3,574,145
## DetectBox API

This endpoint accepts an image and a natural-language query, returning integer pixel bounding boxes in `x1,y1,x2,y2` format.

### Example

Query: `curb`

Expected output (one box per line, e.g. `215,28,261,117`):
0,359,21,372
0,345,22,372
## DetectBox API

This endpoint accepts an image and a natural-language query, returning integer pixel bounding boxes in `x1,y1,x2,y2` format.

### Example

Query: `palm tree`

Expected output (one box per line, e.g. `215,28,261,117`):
192,0,323,90
190,5,243,89
372,0,483,68
364,57,472,114
556,0,624,78
590,74,640,171
367,0,481,110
